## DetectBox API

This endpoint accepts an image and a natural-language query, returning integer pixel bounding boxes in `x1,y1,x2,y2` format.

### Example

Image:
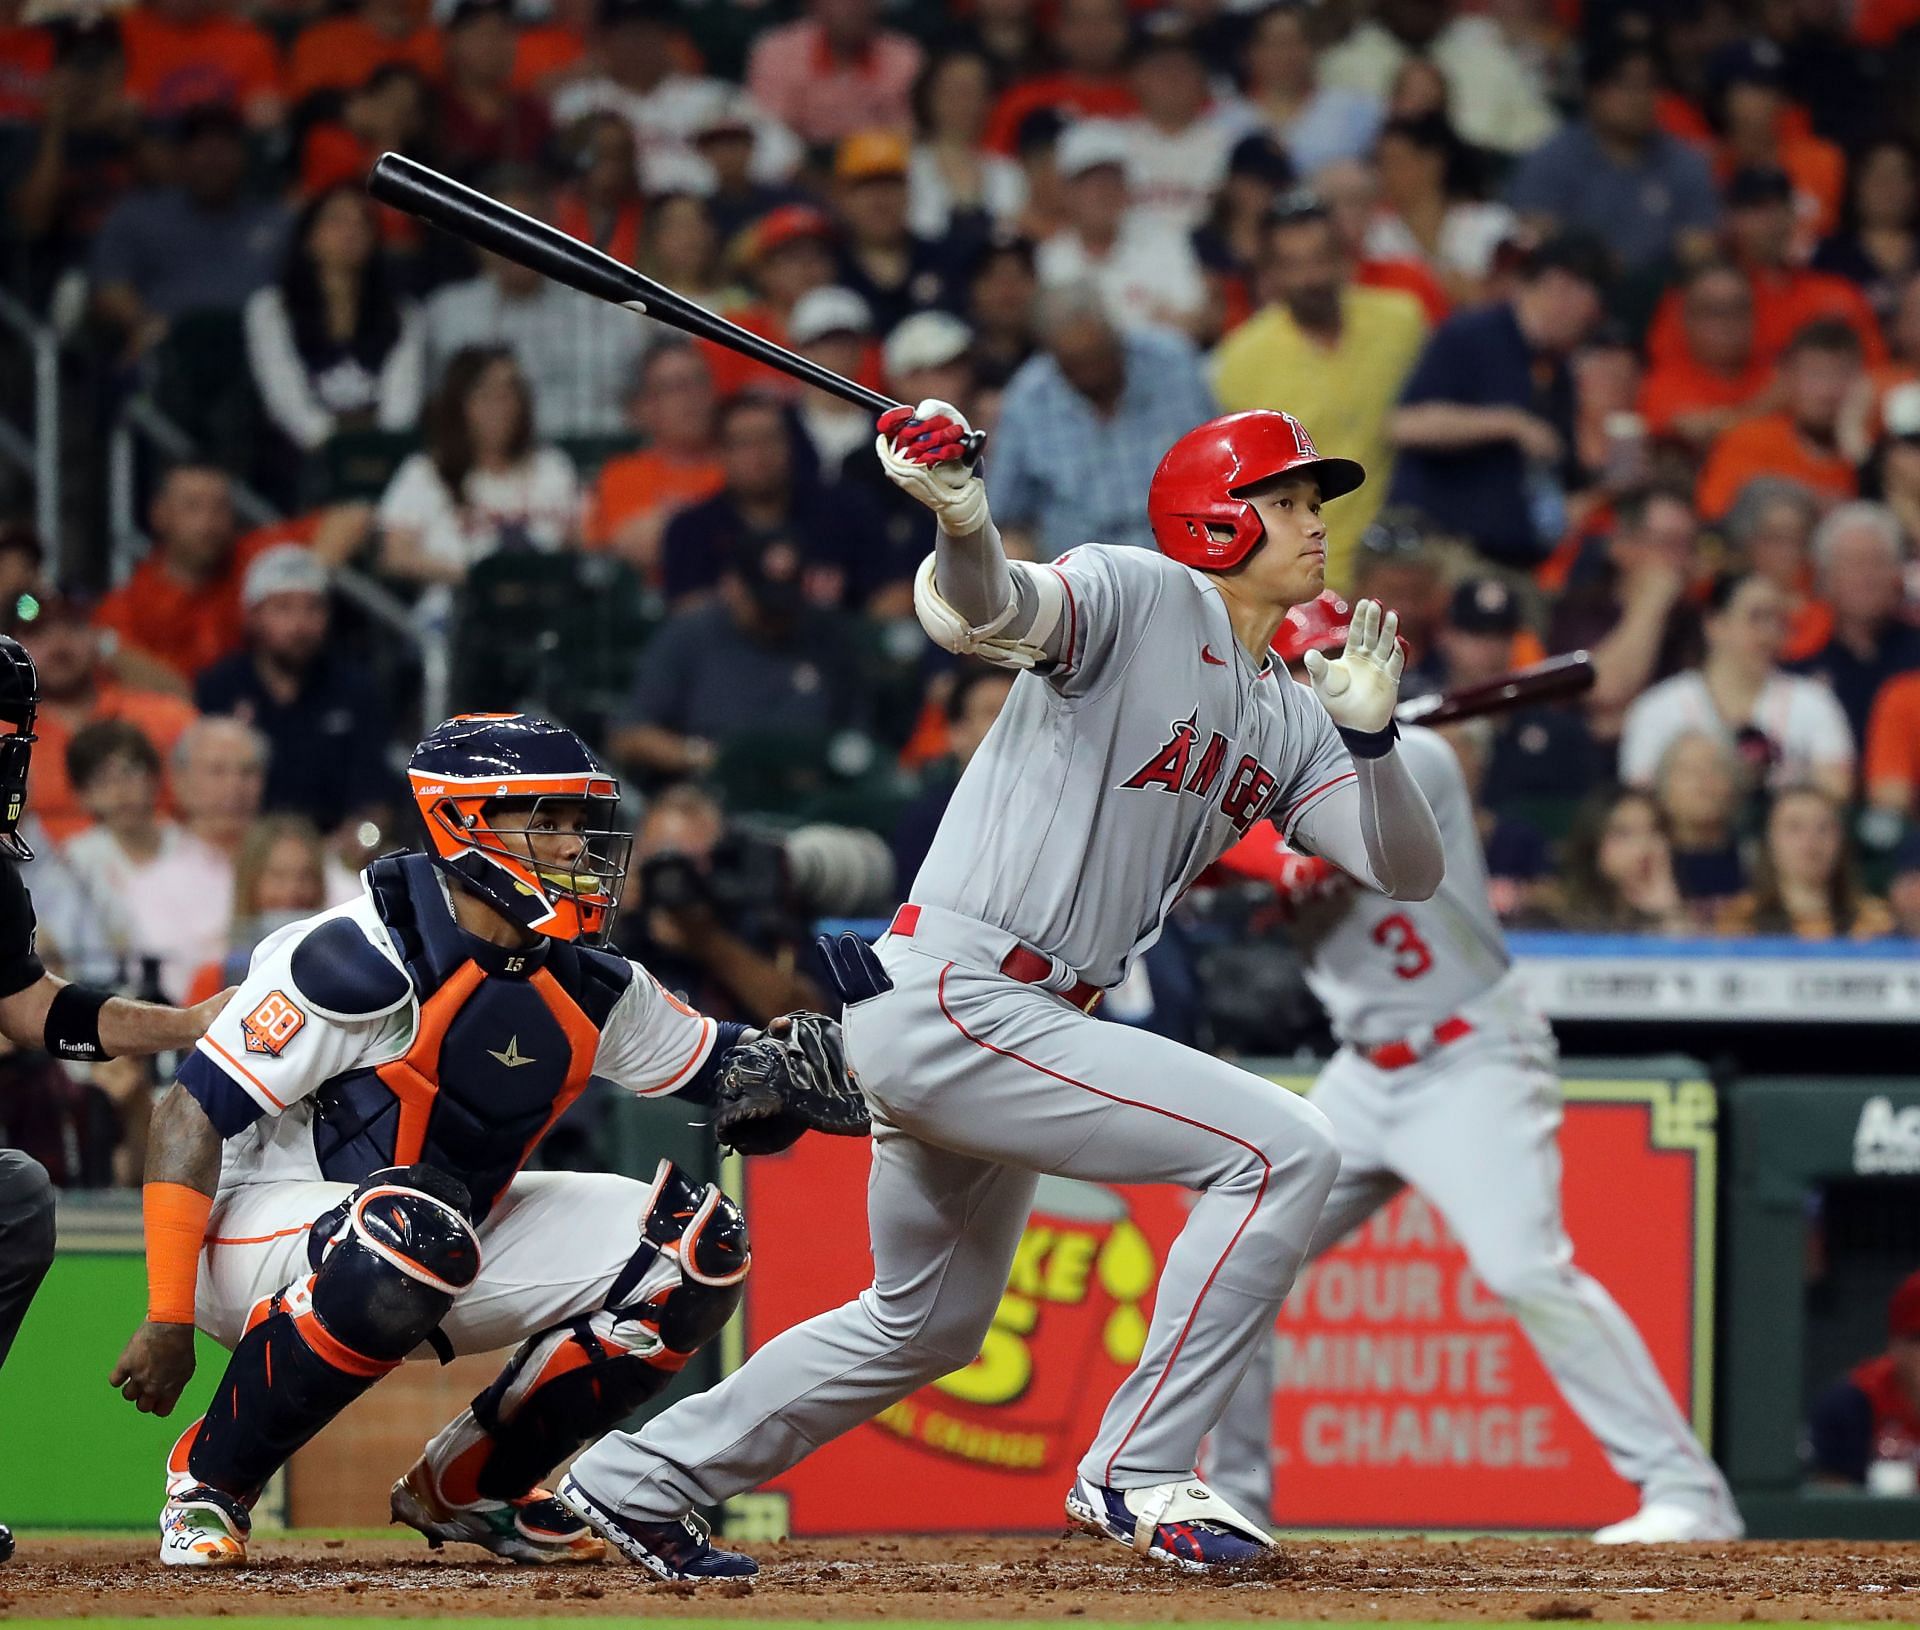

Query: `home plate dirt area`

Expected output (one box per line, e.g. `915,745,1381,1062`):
8,1534,1920,1622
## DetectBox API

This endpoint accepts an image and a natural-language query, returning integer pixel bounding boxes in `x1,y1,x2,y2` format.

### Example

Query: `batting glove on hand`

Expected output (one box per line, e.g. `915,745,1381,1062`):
876,399,990,535
1303,597,1404,735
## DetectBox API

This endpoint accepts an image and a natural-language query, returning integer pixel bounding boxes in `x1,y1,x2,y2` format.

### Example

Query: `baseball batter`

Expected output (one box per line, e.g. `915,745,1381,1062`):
1203,594,1741,1545
556,405,1446,1576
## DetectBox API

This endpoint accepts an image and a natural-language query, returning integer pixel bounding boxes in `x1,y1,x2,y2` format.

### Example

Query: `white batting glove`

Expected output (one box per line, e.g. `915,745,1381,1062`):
1303,598,1405,735
875,399,990,536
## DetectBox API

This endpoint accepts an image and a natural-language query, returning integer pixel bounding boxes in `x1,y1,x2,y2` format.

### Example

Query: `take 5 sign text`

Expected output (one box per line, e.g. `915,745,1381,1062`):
727,1069,1716,1535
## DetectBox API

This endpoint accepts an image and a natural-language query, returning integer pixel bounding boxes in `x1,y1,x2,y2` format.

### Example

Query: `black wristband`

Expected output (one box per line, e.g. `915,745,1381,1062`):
44,982,111,1062
1338,720,1400,760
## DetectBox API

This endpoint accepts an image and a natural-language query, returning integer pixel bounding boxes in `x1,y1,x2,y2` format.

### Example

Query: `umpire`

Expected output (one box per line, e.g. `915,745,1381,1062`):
0,634,232,1560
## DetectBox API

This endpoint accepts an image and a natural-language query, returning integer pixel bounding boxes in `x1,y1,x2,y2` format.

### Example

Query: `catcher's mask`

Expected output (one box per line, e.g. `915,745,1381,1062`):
408,713,631,946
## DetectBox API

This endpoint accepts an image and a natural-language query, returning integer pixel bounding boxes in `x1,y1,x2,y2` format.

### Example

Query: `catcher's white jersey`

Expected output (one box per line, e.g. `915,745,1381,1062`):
911,543,1354,989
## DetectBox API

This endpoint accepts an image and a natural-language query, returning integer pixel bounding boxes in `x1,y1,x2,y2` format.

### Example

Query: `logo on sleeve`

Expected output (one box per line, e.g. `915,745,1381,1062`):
241,990,307,1057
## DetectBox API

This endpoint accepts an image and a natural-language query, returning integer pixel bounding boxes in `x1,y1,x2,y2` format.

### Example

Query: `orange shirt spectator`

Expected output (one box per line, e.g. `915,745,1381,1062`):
1640,354,1774,441
120,0,283,125
512,21,584,92
1707,43,1846,248
1647,267,1885,372
285,0,441,102
1697,415,1856,518
1866,669,1920,815
587,452,725,556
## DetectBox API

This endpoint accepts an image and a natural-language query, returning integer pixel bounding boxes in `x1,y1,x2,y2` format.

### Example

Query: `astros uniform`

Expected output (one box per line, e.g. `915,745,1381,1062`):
1204,726,1736,1525
571,541,1444,1516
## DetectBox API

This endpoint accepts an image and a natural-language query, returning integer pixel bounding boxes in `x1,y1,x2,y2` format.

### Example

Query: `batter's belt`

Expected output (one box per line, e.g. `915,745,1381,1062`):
886,903,1104,1014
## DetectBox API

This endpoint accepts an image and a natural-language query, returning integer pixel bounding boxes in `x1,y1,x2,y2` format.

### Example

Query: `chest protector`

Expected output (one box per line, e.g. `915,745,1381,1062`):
310,854,633,1216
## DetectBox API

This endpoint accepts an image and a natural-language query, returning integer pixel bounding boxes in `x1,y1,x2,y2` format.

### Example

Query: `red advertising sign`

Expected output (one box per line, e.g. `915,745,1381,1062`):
731,1073,1714,1534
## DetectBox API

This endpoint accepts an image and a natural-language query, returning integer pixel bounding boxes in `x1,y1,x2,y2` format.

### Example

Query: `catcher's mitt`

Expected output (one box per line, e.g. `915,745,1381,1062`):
712,1012,870,1156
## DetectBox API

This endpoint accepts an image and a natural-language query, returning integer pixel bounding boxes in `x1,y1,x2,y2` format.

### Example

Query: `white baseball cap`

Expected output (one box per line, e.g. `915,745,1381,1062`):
1054,119,1134,180
788,286,874,345
1885,382,1920,441
883,312,973,381
243,544,330,609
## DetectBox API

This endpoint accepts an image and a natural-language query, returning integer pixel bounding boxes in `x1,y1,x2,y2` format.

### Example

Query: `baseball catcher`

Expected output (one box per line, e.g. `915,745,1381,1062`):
109,712,864,1569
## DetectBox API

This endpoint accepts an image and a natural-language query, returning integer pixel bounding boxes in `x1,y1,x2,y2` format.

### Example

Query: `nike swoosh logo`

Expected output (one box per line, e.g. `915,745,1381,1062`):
488,1037,537,1068
1201,645,1226,666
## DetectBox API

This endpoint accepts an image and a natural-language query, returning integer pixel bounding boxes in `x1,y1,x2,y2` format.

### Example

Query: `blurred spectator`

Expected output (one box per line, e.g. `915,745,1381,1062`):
552,112,645,267
287,0,441,103
639,189,728,313
1364,114,1516,307
376,346,581,624
88,103,289,357
1652,730,1749,915
1210,191,1426,584
1808,1268,1920,1487
1551,784,1690,933
1718,784,1894,940
1231,3,1380,180
1505,42,1717,274
173,715,269,865
62,721,230,1002
1570,323,1648,497
1723,478,1827,661
891,665,1015,889
1312,154,1449,325
612,532,873,780
843,310,975,566
964,230,1039,389
585,342,725,575
989,282,1216,558
194,546,393,842
182,813,332,1003
1433,574,1523,693
660,393,895,613
119,0,283,130
1119,19,1247,240
713,204,839,397
1192,132,1294,333
615,783,825,1024
439,0,552,180
1696,318,1862,519
552,3,799,198
1008,104,1070,246
8,16,138,286
1549,485,1704,738
1868,382,1920,545
420,170,649,435
832,130,961,333
1318,0,1555,160
1350,511,1447,684
1891,833,1920,938
94,462,271,681
1812,138,1920,327
983,0,1137,155
1789,503,1920,744
1619,571,1855,802
747,0,923,147
298,63,432,202
12,592,197,845
1866,664,1920,824
243,186,424,457
790,287,879,469
1037,119,1208,337
0,526,41,616
1637,261,1775,455
908,50,1027,242
937,0,1046,88
1706,39,1844,250
1389,234,1607,565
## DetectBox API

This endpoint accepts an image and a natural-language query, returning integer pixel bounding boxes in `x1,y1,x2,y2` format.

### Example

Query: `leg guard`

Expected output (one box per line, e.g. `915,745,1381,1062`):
0,1151,56,1369
183,1168,480,1500
424,1160,748,1504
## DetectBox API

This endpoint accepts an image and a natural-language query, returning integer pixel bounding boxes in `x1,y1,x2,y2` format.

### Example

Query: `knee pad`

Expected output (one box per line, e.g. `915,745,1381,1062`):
0,1150,55,1262
308,1167,481,1363
613,1158,750,1353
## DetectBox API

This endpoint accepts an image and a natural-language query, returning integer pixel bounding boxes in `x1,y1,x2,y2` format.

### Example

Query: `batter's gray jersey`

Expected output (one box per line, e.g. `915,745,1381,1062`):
911,543,1354,989
1294,726,1511,1046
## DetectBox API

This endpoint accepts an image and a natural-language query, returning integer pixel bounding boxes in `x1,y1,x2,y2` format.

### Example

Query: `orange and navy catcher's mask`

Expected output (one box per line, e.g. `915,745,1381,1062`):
407,713,630,946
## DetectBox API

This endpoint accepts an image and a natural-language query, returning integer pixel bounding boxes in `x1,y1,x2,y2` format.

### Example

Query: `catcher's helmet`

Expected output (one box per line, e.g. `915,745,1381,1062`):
408,713,630,946
1271,590,1353,664
0,636,39,861
1148,411,1365,571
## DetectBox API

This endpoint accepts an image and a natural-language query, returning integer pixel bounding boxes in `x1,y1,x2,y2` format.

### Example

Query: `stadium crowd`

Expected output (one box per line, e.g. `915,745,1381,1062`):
6,0,1920,1173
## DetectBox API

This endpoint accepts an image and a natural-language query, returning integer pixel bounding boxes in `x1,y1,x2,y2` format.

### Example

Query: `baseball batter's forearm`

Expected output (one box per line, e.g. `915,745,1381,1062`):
922,514,1073,669
932,515,1016,629
1292,750,1444,901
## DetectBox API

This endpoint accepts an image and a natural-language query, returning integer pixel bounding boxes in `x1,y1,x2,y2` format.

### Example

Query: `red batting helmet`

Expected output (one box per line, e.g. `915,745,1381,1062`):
1148,411,1366,570
1271,591,1352,664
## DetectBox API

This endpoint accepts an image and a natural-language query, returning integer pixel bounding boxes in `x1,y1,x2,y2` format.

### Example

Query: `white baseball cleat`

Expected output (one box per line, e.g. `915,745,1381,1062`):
1592,1499,1744,1544
158,1484,251,1567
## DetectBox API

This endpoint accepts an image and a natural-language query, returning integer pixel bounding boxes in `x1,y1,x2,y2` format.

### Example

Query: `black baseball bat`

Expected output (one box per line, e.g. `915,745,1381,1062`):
1395,651,1595,728
367,152,981,459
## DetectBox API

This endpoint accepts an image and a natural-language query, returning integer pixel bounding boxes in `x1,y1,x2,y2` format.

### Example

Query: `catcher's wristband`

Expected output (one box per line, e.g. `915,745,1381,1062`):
143,1181,211,1325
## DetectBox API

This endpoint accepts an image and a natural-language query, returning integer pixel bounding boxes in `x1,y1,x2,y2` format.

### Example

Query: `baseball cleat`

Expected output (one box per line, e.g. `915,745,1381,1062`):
158,1484,252,1568
1066,1474,1275,1570
390,1456,605,1564
1592,1499,1745,1544
555,1472,757,1580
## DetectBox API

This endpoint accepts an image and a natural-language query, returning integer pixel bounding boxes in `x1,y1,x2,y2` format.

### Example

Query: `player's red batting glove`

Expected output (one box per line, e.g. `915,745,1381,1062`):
877,404,976,467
